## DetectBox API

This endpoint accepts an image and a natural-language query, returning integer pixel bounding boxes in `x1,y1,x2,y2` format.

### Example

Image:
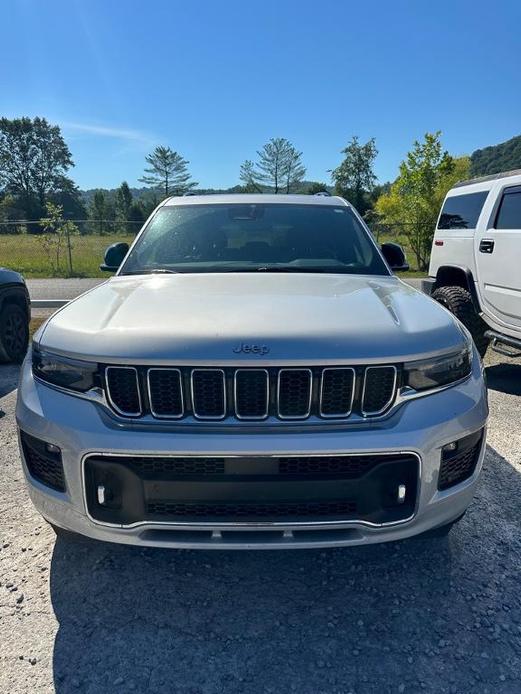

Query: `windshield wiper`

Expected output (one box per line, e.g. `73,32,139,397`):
120,268,180,276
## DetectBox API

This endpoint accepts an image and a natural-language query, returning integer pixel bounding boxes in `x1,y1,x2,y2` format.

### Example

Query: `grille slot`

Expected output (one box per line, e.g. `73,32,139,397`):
146,499,358,520
148,368,183,418
320,368,355,417
106,366,141,416
191,369,226,419
234,369,269,419
362,366,397,415
277,369,312,419
21,431,65,492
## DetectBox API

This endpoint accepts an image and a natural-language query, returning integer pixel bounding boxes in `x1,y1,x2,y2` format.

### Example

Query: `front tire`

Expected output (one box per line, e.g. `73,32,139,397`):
432,285,488,357
0,304,29,363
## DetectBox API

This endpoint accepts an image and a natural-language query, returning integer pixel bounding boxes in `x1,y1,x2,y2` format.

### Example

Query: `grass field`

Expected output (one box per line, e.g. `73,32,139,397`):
0,234,136,278
1,232,424,278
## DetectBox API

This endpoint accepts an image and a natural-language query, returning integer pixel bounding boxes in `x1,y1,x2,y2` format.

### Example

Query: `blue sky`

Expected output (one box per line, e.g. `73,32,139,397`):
2,0,520,190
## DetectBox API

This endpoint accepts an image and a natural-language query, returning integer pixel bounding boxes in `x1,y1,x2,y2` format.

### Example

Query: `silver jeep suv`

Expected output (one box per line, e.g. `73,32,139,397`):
16,195,488,549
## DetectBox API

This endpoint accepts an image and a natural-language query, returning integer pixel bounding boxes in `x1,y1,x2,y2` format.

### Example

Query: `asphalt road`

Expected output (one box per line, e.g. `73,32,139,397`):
0,350,520,694
26,278,105,302
26,277,424,302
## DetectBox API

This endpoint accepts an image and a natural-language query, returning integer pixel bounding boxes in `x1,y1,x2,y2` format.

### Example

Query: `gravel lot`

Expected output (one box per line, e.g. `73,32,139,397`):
1,349,520,694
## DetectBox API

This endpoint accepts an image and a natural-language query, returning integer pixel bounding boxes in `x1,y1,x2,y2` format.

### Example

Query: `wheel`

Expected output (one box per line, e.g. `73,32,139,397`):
0,303,29,363
432,286,489,358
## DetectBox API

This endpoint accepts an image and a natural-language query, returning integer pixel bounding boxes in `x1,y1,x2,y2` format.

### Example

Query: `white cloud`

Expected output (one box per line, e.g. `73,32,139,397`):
61,121,156,147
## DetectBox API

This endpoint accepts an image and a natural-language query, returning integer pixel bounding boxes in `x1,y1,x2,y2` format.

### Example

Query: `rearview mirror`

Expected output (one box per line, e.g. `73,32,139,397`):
100,242,130,272
381,242,409,272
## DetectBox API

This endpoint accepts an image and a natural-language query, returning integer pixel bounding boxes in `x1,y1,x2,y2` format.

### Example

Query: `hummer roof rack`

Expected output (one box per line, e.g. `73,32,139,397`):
453,169,521,188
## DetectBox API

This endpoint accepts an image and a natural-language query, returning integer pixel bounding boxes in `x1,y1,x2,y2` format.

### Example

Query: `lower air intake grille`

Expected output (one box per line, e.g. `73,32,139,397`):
147,499,358,520
122,456,226,476
438,430,484,490
21,431,65,492
106,367,141,416
362,366,397,415
278,455,383,477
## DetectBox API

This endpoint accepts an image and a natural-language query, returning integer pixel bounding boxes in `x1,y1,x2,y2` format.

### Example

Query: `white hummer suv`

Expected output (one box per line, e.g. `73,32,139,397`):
423,170,521,358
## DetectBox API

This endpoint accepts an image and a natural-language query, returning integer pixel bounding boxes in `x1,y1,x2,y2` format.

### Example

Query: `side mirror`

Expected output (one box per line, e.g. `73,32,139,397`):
100,242,129,272
381,242,409,272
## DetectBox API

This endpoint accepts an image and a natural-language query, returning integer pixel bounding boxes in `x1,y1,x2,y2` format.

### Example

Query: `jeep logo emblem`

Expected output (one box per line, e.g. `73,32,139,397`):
233,342,270,355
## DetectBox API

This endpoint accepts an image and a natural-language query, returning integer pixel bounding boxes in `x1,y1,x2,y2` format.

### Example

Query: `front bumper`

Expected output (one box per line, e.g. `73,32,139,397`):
16,351,488,549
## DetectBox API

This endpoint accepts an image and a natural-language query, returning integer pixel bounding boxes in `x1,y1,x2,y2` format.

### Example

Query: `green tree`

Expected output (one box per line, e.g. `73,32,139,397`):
331,136,378,214
39,202,79,276
375,132,462,271
239,160,261,192
88,190,107,234
255,138,303,194
115,181,133,232
0,117,74,224
283,145,306,193
51,186,87,222
127,201,145,231
306,181,329,195
139,146,198,197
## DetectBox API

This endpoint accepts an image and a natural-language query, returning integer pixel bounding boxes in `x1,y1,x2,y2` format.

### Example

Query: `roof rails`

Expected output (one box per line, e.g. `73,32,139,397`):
453,169,521,188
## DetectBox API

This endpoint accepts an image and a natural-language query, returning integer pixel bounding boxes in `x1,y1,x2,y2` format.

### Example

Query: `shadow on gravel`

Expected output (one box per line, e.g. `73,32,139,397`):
486,362,521,397
49,446,521,694
0,364,20,401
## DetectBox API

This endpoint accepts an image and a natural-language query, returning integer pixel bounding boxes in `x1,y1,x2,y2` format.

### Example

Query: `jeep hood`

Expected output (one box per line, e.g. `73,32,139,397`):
39,274,466,364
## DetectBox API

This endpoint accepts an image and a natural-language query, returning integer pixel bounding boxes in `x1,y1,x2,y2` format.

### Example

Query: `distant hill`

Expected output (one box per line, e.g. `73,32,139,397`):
470,134,521,177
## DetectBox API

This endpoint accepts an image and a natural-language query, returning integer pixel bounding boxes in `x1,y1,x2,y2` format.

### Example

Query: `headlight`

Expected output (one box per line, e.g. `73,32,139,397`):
404,346,472,392
32,345,98,392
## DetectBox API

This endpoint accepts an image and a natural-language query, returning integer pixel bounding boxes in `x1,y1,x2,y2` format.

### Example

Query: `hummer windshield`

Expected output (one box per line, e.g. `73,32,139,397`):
120,203,389,275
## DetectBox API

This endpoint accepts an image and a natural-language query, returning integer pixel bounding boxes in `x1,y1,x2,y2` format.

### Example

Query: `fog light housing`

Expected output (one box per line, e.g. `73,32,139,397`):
438,429,484,490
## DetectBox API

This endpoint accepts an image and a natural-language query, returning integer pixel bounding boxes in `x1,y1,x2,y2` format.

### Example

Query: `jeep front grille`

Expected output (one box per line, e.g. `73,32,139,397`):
103,364,401,421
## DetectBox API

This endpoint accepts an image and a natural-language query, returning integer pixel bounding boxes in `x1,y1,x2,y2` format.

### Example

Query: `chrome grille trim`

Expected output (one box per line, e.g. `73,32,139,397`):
234,369,270,420
277,368,313,420
319,367,356,418
361,365,397,416
105,366,142,418
147,368,184,419
190,368,227,420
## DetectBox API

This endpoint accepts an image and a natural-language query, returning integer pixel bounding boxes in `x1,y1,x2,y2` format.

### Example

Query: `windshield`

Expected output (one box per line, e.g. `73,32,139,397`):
119,203,389,275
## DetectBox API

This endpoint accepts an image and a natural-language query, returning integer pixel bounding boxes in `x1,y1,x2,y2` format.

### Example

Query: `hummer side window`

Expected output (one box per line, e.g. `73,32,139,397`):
437,191,488,230
494,186,521,229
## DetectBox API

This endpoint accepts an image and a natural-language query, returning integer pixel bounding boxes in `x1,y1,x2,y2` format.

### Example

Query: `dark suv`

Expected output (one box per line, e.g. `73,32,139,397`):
0,268,30,363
